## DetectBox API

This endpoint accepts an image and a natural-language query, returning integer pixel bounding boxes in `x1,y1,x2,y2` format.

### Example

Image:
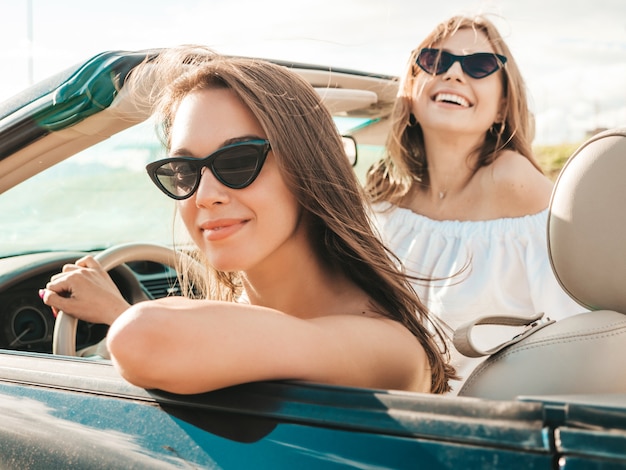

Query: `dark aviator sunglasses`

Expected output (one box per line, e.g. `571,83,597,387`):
146,139,271,200
416,48,507,79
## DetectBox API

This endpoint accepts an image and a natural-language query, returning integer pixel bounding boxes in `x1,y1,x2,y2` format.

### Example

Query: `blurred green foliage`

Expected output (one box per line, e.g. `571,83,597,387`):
534,142,583,181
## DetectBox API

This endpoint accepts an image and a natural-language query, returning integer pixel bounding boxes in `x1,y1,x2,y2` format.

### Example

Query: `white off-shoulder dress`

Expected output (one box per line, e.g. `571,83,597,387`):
371,203,585,394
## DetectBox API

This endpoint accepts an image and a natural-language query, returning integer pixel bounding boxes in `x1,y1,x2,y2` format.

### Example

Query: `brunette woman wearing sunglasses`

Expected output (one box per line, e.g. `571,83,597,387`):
42,46,456,395
365,15,583,393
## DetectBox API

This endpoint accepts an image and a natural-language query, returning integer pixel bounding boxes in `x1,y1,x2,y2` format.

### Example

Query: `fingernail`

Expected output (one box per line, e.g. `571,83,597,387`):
38,289,45,299
52,307,59,318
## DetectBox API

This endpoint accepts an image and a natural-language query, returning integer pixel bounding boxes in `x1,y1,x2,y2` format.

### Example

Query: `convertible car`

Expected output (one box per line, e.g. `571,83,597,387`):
0,49,625,469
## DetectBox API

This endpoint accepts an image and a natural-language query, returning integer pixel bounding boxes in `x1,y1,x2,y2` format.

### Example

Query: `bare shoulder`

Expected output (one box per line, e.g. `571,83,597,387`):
484,150,554,217
310,314,431,392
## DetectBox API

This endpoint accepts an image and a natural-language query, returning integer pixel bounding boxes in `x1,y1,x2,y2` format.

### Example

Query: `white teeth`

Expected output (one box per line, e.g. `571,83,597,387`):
435,93,470,107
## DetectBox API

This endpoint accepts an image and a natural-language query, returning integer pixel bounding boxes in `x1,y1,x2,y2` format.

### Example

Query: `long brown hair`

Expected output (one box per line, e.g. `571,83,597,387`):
366,15,541,204
128,46,456,393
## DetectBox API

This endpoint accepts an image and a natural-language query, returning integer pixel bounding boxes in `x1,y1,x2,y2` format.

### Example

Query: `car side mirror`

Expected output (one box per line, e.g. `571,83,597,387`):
342,135,358,167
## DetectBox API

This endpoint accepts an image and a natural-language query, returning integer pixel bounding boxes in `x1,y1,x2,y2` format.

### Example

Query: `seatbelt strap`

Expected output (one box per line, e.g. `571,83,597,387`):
453,311,555,358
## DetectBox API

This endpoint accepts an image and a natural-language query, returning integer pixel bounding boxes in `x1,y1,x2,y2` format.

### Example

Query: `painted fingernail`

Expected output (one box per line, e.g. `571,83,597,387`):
38,289,45,299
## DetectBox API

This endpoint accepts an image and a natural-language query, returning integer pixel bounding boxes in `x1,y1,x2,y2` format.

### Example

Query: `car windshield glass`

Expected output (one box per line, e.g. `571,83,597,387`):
0,119,176,258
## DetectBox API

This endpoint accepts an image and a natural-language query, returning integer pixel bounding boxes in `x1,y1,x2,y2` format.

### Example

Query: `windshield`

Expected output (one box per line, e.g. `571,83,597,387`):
0,120,176,258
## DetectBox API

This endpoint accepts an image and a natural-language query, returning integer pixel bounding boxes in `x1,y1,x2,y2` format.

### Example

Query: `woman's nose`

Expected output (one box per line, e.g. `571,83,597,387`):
442,61,465,81
194,167,230,206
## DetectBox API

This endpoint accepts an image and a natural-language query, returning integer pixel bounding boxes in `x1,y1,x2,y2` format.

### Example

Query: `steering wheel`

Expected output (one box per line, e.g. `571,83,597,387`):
52,243,187,357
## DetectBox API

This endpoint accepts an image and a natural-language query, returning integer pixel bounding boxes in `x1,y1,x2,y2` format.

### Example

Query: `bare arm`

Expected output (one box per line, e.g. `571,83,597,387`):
42,258,431,393
106,297,430,394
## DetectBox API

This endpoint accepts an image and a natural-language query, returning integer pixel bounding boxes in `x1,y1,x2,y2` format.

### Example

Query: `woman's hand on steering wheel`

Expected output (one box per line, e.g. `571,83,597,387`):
42,255,131,326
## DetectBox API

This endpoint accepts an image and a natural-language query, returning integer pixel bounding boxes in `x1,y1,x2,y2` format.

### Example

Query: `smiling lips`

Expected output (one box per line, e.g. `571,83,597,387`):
434,92,471,107
200,219,248,241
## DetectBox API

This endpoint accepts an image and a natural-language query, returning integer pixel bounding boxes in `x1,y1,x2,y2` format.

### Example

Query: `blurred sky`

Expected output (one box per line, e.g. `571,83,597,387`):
0,0,624,145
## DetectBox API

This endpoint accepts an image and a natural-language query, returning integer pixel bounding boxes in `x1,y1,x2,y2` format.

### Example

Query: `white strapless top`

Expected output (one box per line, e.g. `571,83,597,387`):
371,203,585,393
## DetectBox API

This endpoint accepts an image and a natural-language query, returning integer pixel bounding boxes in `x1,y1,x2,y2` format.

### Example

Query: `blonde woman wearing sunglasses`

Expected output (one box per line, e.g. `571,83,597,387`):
42,46,456,395
366,15,583,393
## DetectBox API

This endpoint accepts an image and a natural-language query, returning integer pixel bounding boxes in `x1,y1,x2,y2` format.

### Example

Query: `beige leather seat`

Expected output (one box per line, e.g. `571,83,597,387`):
457,128,626,400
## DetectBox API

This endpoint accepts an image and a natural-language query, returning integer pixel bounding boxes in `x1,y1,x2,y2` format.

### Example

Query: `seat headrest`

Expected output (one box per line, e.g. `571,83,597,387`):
548,128,626,312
